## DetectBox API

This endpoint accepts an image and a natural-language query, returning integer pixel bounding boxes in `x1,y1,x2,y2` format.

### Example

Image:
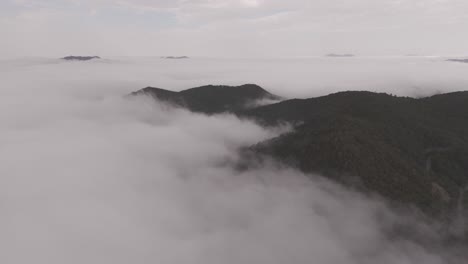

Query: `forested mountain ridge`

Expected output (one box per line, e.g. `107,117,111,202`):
131,85,468,219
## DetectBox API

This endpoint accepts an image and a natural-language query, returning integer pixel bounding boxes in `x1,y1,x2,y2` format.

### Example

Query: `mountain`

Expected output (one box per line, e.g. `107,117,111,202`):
242,91,468,217
447,59,468,64
62,56,101,61
131,84,281,114
162,56,189,59
131,85,468,220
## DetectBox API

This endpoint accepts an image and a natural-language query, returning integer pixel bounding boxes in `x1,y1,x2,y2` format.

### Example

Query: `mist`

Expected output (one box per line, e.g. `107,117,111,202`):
0,57,466,263
3,56,468,99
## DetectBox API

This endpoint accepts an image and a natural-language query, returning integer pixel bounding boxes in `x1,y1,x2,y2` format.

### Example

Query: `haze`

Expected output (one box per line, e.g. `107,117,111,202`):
1,0,468,57
3,56,468,99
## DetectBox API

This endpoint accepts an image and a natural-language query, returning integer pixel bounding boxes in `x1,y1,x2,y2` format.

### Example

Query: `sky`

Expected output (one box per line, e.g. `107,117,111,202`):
1,0,468,57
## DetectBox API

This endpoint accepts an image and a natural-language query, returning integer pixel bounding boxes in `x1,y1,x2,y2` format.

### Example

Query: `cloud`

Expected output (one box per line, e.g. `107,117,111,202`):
0,57,466,263
1,0,468,57
4,56,468,99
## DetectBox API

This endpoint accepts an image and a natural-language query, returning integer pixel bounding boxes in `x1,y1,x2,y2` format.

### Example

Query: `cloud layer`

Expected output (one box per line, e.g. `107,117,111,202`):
3,56,467,98
0,57,466,263
1,0,468,57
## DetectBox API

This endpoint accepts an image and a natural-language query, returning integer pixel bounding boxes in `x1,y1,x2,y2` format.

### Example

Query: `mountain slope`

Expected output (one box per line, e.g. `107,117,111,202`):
243,91,468,216
131,85,468,218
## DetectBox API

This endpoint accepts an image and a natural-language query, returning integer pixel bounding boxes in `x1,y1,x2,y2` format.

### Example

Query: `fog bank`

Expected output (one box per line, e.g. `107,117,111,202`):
0,58,465,263
2,56,468,99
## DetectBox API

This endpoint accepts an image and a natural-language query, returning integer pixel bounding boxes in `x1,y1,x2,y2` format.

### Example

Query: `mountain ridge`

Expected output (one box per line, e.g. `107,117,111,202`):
130,84,468,222
131,84,282,114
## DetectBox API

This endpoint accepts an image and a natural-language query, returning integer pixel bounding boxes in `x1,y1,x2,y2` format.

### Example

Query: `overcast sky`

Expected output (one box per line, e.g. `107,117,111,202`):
1,0,468,57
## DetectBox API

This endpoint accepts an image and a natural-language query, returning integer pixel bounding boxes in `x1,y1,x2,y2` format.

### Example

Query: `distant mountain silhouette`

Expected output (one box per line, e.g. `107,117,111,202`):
162,56,189,59
447,59,468,64
131,84,281,114
326,54,355,57
62,56,101,61
131,85,468,220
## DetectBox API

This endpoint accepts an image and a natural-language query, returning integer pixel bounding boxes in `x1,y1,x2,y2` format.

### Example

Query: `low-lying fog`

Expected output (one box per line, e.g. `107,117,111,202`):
0,57,466,263
3,56,468,99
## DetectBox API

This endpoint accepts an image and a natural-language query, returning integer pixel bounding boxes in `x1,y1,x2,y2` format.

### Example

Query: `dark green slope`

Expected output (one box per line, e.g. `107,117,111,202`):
250,117,460,213
131,84,281,114
243,91,468,215
240,91,421,125
423,92,468,139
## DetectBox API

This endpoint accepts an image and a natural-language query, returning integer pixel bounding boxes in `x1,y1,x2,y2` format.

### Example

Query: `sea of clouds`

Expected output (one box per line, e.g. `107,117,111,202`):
0,57,466,263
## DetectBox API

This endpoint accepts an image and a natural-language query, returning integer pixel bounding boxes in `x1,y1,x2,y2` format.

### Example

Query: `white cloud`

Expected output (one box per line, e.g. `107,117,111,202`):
1,1,468,59
0,57,465,264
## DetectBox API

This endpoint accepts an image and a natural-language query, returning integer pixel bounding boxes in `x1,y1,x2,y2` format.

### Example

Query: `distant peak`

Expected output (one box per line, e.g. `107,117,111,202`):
162,56,189,59
447,58,468,64
62,56,101,61
190,84,264,91
182,84,276,97
326,54,355,57
129,84,281,114
239,84,264,89
131,86,177,96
